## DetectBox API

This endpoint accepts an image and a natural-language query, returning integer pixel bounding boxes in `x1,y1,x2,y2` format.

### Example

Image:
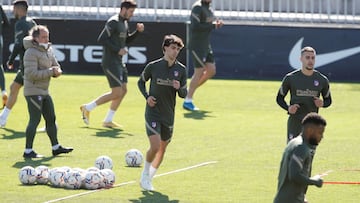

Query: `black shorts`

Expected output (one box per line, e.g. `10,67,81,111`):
14,70,24,86
145,120,173,142
103,65,128,88
190,45,215,68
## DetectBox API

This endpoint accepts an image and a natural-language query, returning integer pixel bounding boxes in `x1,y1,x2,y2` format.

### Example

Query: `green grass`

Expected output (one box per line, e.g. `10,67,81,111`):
0,73,359,202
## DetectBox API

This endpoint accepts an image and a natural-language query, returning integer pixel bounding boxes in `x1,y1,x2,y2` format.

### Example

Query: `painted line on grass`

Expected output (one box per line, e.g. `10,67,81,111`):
44,160,218,203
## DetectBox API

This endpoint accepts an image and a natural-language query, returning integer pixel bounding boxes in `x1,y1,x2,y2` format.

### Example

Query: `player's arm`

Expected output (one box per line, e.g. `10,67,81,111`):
321,79,332,108
126,23,144,44
190,6,215,32
97,20,121,53
288,148,323,187
8,22,28,65
177,68,188,98
137,64,152,99
276,76,290,111
24,50,53,80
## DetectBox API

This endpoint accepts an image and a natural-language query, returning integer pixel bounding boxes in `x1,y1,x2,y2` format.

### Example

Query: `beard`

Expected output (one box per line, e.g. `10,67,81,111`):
305,66,314,70
308,137,319,145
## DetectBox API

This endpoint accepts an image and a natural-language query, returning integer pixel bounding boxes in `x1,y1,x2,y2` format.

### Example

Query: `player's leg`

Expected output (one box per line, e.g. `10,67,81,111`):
198,62,216,86
42,95,73,156
183,50,205,111
103,69,128,128
23,95,43,158
0,36,7,108
0,72,23,127
80,66,122,125
140,121,161,191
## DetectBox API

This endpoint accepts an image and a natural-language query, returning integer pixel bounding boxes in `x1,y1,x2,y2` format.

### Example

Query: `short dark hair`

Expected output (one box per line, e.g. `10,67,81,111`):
13,0,28,10
302,112,327,127
121,0,137,9
162,34,184,51
29,25,48,38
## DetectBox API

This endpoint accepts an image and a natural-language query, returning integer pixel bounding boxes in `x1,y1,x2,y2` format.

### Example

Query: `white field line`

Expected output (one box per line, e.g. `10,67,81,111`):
44,161,218,203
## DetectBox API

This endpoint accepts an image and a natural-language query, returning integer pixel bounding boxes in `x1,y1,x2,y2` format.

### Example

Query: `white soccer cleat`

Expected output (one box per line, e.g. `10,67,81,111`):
80,105,90,125
140,172,154,191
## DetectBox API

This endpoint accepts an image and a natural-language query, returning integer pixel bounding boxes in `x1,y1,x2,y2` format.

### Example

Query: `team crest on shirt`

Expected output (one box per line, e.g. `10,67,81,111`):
174,71,179,77
38,96,42,101
151,122,157,128
314,80,319,86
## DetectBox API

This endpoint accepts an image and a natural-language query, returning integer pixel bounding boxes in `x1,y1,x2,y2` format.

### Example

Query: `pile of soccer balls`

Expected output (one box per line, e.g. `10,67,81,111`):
18,149,143,190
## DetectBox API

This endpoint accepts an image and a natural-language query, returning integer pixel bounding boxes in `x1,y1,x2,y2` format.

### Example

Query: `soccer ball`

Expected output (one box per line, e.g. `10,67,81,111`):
35,165,50,184
19,166,37,185
94,155,113,170
125,149,143,167
72,168,87,188
49,167,67,187
84,171,104,190
64,171,83,189
99,169,116,188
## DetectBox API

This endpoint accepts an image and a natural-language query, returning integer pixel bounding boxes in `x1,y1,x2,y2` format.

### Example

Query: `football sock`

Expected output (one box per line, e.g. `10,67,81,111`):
184,98,193,103
52,144,60,150
143,161,151,174
1,90,6,96
104,109,116,123
149,165,157,179
24,148,33,154
1,107,10,117
85,102,97,111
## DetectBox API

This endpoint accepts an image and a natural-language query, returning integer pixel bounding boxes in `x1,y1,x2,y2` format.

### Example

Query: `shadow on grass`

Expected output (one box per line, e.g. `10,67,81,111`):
129,190,179,203
183,110,213,120
80,126,135,138
1,128,25,140
12,156,55,169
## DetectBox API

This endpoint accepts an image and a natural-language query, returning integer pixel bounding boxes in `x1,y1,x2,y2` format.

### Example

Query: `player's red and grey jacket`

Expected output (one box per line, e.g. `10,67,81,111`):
138,58,187,125
23,36,60,96
8,15,36,71
97,14,139,68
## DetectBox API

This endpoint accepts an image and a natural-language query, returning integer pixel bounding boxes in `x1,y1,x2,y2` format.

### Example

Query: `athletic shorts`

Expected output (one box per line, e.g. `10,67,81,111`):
190,45,215,68
287,115,303,142
145,120,173,142
103,65,128,88
14,70,24,86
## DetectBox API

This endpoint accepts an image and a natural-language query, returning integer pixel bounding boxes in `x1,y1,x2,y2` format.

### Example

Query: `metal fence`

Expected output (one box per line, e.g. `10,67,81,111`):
1,0,360,24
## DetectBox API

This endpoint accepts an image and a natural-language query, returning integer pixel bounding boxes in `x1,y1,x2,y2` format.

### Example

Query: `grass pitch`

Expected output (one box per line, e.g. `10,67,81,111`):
0,73,359,202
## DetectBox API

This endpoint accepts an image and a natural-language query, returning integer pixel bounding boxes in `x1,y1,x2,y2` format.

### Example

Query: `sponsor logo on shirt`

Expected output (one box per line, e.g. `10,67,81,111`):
296,89,318,97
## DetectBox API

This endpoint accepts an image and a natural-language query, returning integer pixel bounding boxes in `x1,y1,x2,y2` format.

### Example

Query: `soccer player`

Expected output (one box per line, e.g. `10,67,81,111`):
183,0,223,111
138,34,187,191
0,0,36,127
276,46,332,142
274,112,326,203
22,25,73,158
0,5,10,108
80,0,144,128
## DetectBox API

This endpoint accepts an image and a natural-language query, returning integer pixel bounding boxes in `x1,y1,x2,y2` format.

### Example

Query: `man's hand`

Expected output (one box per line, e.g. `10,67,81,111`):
214,19,224,29
52,67,62,78
7,61,14,70
118,48,128,56
172,80,180,90
313,97,324,108
288,104,300,114
147,96,157,107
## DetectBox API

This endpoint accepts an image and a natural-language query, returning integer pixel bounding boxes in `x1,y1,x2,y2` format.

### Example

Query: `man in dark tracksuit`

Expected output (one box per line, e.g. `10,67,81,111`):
138,35,187,191
0,5,10,107
276,46,332,143
274,113,326,203
183,0,223,111
80,0,144,128
0,0,36,127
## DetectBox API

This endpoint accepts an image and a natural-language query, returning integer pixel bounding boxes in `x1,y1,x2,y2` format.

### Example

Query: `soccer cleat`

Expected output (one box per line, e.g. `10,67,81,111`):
80,105,90,125
52,145,74,156
183,101,199,111
23,151,44,159
102,121,123,128
0,113,7,128
2,93,7,109
140,172,154,191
